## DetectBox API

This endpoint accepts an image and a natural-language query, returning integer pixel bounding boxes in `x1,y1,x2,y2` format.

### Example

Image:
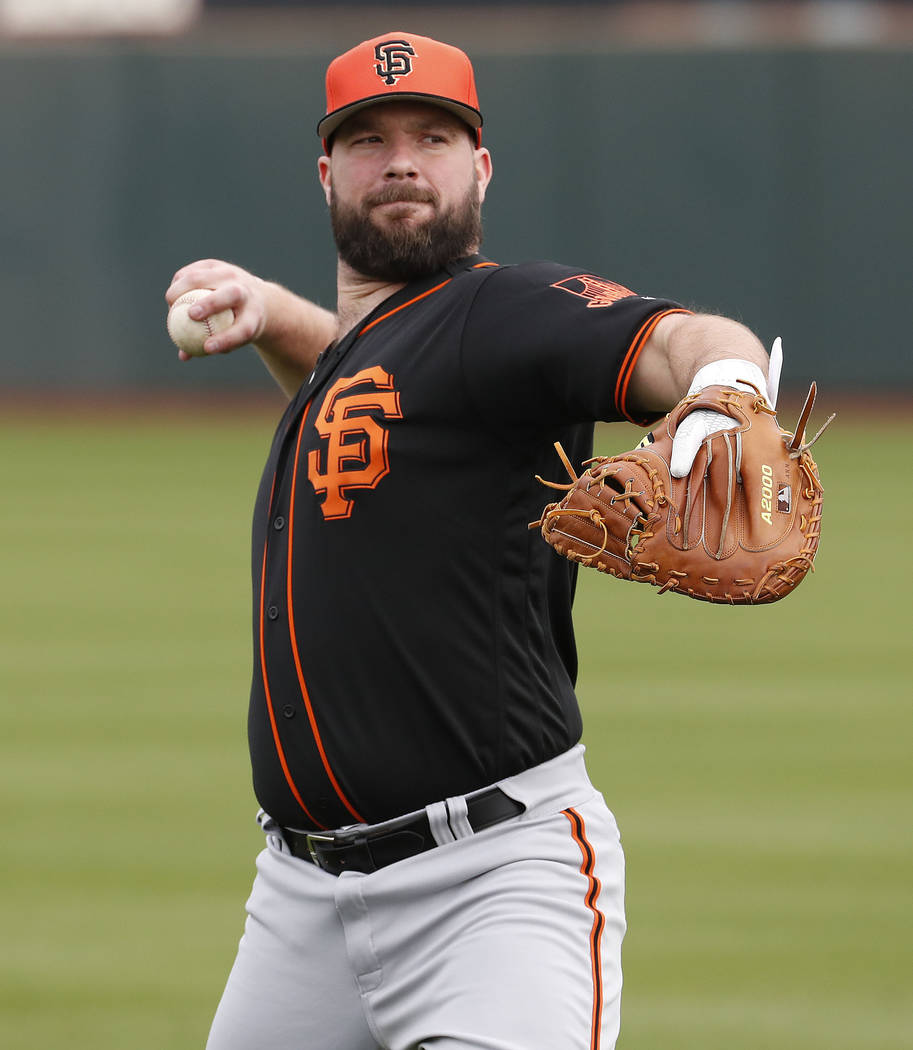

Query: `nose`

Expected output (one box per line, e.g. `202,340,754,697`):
383,142,418,180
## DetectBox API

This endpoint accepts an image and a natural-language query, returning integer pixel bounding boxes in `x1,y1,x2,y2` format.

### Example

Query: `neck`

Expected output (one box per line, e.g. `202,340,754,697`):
334,259,406,339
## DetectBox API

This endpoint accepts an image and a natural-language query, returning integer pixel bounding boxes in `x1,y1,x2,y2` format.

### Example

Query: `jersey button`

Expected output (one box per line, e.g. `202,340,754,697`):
282,704,295,719
273,516,286,531
267,605,279,621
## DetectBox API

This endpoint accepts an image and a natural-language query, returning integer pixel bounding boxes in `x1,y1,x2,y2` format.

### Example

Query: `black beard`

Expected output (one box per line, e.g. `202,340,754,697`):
329,181,483,282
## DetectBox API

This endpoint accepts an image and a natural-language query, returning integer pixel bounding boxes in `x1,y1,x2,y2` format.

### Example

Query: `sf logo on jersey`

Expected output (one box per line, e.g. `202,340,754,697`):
307,366,403,520
374,39,416,85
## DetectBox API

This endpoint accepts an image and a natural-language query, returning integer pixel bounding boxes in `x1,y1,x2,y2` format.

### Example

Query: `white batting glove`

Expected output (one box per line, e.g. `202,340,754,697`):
669,338,783,478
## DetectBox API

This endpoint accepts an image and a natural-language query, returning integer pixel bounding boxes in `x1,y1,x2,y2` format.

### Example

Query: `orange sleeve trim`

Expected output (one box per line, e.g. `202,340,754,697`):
258,472,324,829
563,808,605,1050
286,408,366,823
615,308,693,425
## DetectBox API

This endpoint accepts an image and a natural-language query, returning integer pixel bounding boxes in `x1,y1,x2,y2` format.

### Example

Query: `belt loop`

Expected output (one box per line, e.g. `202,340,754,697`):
257,809,289,854
426,800,456,846
445,795,473,839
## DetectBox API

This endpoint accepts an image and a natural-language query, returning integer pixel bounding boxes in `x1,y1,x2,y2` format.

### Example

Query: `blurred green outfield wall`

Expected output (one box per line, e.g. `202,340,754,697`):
1,41,910,394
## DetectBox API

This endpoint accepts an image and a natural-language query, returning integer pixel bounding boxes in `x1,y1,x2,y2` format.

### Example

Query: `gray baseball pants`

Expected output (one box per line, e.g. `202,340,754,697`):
205,745,626,1050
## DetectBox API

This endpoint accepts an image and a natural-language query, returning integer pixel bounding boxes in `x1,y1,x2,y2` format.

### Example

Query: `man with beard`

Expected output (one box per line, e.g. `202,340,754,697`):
167,31,773,1050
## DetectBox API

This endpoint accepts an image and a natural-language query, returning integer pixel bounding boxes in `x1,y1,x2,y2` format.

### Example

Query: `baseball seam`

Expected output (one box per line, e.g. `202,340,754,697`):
172,293,223,350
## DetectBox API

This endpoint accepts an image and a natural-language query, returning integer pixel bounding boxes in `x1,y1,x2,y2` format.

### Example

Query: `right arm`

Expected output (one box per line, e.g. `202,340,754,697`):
165,259,337,400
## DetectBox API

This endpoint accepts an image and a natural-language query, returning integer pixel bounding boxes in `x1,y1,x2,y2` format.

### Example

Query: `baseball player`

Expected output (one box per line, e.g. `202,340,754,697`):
166,31,773,1050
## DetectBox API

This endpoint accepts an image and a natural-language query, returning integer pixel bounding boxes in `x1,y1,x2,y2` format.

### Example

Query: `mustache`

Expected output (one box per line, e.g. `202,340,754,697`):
364,185,439,208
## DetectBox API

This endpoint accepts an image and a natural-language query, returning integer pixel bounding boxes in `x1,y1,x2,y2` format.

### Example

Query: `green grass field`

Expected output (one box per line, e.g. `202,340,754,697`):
1,403,910,1049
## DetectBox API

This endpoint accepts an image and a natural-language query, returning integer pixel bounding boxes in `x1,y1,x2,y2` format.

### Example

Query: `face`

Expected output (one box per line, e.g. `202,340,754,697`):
318,102,493,282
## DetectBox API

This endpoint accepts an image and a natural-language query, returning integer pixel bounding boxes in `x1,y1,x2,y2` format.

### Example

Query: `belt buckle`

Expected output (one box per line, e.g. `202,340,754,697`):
304,832,336,868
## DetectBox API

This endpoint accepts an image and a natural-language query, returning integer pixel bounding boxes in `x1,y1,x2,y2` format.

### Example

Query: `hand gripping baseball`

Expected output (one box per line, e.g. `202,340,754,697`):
165,260,271,359
531,363,834,604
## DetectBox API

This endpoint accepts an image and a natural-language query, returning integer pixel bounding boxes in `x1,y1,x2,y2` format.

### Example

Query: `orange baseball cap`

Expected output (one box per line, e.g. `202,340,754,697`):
318,32,483,147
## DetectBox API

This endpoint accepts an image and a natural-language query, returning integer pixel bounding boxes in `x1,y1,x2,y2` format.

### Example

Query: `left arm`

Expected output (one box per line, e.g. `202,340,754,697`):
625,312,769,416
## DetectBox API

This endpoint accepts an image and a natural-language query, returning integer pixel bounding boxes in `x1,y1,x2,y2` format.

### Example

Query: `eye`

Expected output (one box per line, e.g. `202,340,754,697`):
349,133,383,146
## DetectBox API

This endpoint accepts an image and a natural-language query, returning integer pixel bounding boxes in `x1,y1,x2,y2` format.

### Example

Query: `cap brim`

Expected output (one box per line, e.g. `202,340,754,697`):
317,93,482,140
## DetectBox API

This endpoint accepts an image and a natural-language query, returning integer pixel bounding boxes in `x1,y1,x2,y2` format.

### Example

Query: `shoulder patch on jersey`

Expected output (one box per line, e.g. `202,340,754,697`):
550,274,636,308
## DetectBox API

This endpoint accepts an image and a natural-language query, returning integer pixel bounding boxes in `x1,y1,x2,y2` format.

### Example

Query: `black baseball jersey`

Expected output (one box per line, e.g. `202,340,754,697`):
248,255,687,829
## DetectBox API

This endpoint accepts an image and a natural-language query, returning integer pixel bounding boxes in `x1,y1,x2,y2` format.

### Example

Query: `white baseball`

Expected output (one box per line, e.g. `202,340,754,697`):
167,288,234,357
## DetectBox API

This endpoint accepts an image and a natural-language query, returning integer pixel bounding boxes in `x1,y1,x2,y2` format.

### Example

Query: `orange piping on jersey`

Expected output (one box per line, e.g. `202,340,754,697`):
262,263,497,819
359,279,452,337
258,472,324,828
563,808,605,1050
356,264,498,338
615,308,692,424
286,408,366,823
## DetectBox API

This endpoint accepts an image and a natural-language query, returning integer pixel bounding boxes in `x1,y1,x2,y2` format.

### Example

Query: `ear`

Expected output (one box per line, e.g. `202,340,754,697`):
474,147,493,205
318,155,332,206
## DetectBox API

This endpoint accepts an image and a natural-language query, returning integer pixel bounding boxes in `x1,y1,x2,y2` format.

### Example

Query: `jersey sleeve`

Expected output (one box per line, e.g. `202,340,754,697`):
459,260,690,427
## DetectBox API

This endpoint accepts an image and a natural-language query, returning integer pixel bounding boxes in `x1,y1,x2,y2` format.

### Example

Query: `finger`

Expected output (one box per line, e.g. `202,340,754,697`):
670,410,737,478
670,417,705,478
174,288,245,354
186,283,245,320
202,315,259,354
165,260,234,304
166,273,215,305
767,337,783,410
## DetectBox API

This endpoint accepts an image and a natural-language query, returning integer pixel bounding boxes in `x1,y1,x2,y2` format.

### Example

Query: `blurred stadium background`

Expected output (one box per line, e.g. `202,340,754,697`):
2,0,913,394
1,3,910,1050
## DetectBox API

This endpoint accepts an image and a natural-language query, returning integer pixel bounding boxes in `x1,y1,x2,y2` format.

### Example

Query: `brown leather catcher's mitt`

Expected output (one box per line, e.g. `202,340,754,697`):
532,383,833,604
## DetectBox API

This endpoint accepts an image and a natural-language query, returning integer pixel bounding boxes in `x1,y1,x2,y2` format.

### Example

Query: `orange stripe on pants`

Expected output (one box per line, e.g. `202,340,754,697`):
563,807,605,1050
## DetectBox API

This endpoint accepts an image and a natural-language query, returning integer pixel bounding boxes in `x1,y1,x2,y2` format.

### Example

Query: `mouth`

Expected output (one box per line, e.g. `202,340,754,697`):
370,197,433,208
369,199,435,223
367,188,436,208
373,198,430,207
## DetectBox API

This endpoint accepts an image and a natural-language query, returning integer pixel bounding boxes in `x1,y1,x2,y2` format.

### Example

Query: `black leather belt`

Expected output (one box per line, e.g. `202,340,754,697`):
280,786,524,875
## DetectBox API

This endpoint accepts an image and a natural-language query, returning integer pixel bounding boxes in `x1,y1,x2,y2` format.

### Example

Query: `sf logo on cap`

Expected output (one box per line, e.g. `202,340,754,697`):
374,39,416,85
